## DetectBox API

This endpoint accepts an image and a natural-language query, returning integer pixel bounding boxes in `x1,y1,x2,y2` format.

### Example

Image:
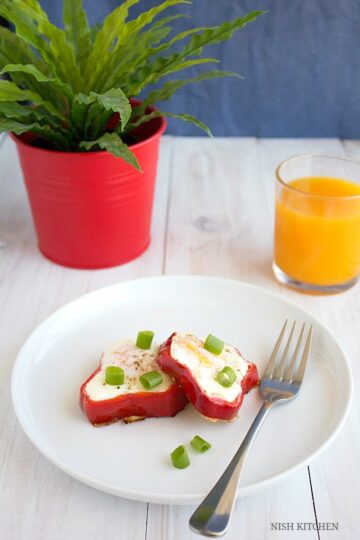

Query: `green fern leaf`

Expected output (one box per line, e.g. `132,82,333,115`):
80,132,141,170
83,0,141,87
75,89,131,130
63,0,92,71
161,111,212,136
92,0,191,92
128,11,263,94
0,117,69,147
0,80,65,119
0,64,73,99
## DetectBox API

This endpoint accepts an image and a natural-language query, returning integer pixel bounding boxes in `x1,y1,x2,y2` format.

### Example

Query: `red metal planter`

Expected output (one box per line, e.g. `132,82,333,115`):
11,114,166,269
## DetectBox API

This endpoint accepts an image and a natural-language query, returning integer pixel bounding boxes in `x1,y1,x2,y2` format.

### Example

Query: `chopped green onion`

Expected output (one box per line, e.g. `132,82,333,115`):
216,366,236,388
139,370,163,390
170,445,190,469
190,435,211,453
204,334,224,355
105,366,124,386
136,330,154,350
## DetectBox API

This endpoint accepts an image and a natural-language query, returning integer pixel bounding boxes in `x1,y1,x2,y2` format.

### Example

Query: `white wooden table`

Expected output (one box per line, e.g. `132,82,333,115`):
1,135,359,540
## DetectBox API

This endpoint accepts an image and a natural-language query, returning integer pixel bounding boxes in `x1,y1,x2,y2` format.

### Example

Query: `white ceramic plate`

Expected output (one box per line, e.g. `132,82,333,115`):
12,276,352,505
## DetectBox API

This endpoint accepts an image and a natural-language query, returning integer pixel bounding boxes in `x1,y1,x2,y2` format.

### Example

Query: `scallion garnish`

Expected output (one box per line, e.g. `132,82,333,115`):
204,334,224,355
139,370,163,390
105,366,124,386
136,330,154,350
170,445,190,469
216,366,236,388
190,435,211,453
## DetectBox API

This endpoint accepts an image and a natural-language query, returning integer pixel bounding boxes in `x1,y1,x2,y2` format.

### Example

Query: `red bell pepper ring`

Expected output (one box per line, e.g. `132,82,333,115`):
156,334,259,421
80,366,188,425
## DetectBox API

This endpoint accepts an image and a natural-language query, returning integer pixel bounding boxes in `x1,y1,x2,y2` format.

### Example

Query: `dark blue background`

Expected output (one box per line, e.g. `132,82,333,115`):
41,0,360,138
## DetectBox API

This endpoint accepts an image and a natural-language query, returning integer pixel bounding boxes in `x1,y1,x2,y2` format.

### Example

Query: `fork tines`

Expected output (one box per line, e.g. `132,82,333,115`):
263,320,313,385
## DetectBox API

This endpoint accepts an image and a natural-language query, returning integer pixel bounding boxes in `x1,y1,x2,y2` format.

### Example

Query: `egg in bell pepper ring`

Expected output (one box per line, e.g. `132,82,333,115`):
80,331,188,425
156,333,259,421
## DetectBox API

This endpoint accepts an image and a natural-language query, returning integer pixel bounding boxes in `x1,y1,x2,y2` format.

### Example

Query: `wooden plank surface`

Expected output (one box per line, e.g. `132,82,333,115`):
0,135,173,540
1,135,359,539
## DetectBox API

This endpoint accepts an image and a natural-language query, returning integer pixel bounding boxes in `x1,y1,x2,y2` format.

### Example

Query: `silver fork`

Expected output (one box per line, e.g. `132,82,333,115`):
189,320,313,537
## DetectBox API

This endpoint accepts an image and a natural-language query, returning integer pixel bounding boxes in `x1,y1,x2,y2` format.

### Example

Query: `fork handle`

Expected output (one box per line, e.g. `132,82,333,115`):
189,399,273,537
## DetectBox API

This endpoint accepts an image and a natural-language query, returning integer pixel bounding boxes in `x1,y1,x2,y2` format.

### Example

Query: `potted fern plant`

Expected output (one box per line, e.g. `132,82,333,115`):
0,0,263,268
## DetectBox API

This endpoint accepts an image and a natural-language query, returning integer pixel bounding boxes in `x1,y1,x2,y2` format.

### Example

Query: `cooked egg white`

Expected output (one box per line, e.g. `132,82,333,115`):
170,333,250,402
85,339,173,401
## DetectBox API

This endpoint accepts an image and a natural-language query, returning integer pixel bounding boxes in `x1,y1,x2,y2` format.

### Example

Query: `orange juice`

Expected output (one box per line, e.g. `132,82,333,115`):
274,176,360,286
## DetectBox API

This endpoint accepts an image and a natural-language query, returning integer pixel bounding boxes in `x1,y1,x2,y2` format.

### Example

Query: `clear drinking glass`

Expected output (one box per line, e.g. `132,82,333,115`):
273,154,360,293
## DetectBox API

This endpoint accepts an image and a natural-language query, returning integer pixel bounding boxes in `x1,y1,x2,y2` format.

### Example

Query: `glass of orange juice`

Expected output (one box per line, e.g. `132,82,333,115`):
273,154,360,293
